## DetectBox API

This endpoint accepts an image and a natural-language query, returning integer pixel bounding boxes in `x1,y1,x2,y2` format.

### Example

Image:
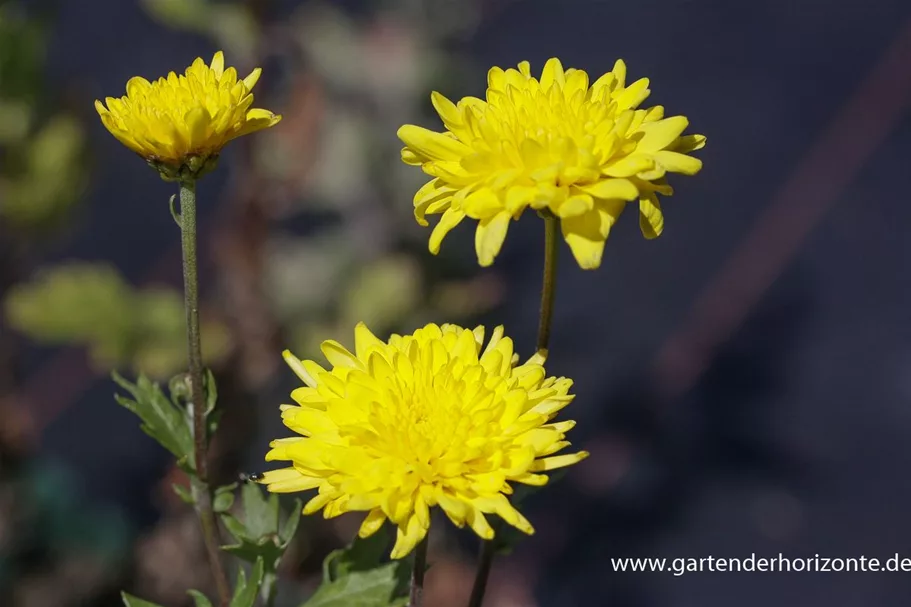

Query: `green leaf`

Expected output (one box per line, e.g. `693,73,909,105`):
187,590,213,607
279,497,302,544
172,483,195,505
221,513,285,569
112,372,194,464
221,484,302,604
230,558,265,607
241,480,278,539
213,483,238,513
121,592,165,607
220,483,299,566
302,526,408,607
204,368,218,416
301,563,409,607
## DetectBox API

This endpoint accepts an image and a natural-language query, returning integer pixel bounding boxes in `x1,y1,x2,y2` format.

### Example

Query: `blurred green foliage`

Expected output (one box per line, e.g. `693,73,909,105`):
0,2,88,229
0,460,132,600
5,264,231,377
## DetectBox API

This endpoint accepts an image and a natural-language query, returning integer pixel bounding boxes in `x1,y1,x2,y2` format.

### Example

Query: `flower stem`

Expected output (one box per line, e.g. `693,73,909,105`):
178,179,231,607
467,539,495,607
467,213,560,607
410,535,429,607
536,212,559,353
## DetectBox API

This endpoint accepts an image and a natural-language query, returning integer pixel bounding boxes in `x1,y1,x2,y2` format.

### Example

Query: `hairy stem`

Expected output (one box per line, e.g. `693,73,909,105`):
179,179,231,606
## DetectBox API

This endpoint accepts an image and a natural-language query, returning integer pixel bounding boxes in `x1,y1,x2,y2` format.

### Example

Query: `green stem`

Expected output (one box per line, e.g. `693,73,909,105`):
468,214,560,607
179,179,231,607
467,539,495,607
536,212,559,353
410,535,429,607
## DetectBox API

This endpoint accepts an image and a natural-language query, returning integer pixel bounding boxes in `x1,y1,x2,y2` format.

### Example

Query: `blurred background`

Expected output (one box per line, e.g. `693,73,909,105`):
2,0,911,605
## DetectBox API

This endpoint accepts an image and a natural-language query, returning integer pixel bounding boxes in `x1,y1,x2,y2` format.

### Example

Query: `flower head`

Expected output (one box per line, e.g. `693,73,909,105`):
95,51,281,177
398,58,705,269
260,322,587,558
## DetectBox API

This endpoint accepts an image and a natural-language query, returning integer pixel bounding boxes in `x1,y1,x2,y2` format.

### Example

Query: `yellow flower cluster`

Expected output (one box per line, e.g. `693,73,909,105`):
100,53,704,560
95,51,280,174
260,322,587,558
398,58,705,269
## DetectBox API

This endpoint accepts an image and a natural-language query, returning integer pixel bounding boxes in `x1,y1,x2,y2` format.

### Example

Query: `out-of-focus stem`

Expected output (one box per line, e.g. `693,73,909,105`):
410,535,429,607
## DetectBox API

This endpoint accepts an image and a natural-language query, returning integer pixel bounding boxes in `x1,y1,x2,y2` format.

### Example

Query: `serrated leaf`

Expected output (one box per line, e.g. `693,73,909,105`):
113,372,194,464
221,483,300,605
240,481,279,539
187,590,213,607
121,592,165,607
301,563,409,607
230,558,264,607
172,483,195,505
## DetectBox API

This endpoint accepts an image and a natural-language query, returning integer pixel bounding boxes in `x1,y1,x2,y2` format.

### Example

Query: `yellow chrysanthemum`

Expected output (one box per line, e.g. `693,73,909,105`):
260,322,588,558
95,51,281,174
397,58,706,269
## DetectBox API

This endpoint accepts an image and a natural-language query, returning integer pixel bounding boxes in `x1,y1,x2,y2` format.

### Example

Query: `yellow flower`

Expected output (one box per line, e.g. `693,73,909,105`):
398,58,706,269
95,51,281,175
260,322,587,558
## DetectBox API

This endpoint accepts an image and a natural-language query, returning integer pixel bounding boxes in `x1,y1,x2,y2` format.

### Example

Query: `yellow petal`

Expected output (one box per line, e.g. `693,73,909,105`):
126,77,152,98
637,116,689,153
557,193,594,218
539,57,565,90
672,134,707,153
466,507,495,540
321,340,362,370
283,350,318,387
530,451,590,471
639,192,664,239
578,178,639,200
560,201,624,269
358,509,387,538
615,77,650,110
612,59,627,88
505,185,537,215
431,91,462,129
429,207,465,254
462,188,504,219
184,106,211,150
210,51,225,77
242,67,262,91
603,155,654,177
397,124,470,161
653,150,703,174
475,211,511,267
354,322,384,360
391,515,428,559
